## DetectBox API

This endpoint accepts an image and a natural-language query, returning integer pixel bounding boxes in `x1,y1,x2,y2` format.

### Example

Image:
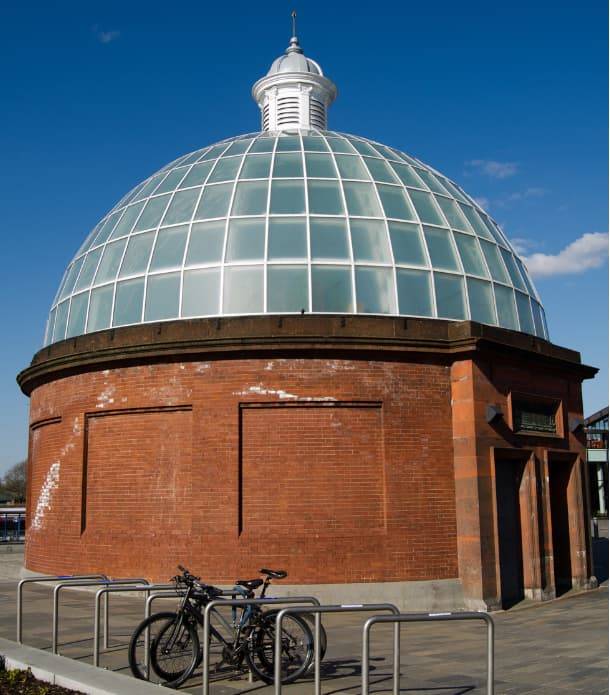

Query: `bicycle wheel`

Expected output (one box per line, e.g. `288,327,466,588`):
245,612,313,684
128,611,199,688
265,609,327,662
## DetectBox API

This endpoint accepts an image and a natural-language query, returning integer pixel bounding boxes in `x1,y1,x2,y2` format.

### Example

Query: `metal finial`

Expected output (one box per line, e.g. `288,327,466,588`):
291,10,297,38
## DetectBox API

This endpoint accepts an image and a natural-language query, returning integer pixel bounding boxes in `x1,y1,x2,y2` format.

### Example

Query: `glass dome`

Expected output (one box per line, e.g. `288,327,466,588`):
45,130,548,346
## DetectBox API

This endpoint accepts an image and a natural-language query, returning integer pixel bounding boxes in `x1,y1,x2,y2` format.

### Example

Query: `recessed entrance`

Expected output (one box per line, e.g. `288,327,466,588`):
548,458,574,596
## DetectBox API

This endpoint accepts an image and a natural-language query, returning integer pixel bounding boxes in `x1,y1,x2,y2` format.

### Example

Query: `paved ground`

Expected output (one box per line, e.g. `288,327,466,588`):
0,544,607,695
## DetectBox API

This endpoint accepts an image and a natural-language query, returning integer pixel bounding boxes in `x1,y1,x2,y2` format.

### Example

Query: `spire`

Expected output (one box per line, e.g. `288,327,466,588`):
251,15,337,132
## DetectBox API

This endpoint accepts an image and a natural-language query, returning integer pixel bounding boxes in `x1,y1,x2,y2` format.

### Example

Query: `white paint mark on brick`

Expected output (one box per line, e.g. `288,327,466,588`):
31,462,60,531
264,361,275,371
72,417,81,434
233,385,336,402
195,363,211,373
96,385,116,408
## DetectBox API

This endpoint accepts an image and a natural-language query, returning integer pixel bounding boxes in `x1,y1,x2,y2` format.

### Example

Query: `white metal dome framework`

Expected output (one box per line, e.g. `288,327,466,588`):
44,32,548,346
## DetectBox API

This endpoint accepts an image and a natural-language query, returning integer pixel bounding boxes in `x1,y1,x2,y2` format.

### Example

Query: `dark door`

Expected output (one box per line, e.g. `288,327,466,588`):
549,461,573,596
496,460,525,608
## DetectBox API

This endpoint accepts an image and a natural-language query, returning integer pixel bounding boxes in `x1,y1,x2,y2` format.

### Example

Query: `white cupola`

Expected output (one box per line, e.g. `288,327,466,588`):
252,18,337,132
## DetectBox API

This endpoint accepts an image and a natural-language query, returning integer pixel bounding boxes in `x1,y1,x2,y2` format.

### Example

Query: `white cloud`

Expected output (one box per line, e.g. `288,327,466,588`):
466,159,519,179
94,27,120,44
522,232,608,278
510,237,540,255
473,196,490,210
506,187,546,202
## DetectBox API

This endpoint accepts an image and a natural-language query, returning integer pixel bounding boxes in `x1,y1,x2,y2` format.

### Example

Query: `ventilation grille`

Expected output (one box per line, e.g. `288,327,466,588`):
262,104,270,131
310,98,326,129
276,96,300,126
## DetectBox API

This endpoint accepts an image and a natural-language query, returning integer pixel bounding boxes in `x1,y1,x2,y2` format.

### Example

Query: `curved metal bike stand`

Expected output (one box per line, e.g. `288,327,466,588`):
17,574,108,644
52,578,149,654
93,583,175,667
274,603,400,695
202,596,321,695
362,612,495,695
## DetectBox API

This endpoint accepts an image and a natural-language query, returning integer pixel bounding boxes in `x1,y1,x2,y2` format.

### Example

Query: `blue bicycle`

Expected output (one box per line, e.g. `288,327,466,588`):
128,566,316,688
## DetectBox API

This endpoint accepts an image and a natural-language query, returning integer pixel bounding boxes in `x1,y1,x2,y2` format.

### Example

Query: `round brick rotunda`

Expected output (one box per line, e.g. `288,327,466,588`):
18,30,597,610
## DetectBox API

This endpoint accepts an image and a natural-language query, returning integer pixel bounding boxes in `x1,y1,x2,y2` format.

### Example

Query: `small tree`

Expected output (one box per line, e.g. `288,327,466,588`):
1,460,26,503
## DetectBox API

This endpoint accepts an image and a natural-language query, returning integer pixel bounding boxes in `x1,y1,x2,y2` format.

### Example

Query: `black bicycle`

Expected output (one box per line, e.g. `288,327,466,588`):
128,566,316,688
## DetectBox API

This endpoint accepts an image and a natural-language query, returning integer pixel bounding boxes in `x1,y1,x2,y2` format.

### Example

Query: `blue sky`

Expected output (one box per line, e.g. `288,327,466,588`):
0,0,607,474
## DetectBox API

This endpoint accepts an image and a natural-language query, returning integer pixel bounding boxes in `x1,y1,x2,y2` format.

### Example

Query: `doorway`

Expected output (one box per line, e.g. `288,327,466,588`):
549,459,573,596
495,458,527,608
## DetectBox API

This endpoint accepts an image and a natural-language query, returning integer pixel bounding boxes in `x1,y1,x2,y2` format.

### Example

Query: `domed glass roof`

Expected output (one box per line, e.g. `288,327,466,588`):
45,130,548,346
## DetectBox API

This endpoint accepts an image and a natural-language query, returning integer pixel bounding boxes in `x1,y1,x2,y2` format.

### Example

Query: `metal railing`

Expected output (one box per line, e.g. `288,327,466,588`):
362,611,495,695
17,574,108,643
202,596,321,695
52,578,149,654
274,603,400,695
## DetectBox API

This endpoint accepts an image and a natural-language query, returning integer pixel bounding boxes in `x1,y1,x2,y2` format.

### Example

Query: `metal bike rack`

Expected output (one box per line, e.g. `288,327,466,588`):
202,596,321,695
274,603,400,695
93,583,175,667
17,574,108,644
362,611,495,695
52,578,149,654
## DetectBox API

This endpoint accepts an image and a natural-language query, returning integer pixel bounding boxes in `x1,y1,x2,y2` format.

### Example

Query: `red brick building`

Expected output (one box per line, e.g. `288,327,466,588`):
17,34,598,610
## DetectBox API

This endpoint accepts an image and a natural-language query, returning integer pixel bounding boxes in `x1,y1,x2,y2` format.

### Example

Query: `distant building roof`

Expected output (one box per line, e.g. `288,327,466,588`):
585,406,609,428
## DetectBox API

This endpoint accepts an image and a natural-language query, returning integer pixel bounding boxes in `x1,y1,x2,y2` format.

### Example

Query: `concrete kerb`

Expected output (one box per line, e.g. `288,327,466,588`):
0,636,169,694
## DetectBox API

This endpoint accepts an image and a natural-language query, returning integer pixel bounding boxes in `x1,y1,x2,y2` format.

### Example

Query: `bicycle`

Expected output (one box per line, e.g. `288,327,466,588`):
128,566,315,688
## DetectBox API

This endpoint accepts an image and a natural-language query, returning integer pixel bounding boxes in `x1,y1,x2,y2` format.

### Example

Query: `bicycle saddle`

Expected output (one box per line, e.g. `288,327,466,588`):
236,578,264,591
260,568,287,579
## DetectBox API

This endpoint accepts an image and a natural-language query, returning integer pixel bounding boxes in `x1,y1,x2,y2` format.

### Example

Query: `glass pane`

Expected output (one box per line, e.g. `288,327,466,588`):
110,202,145,239
424,227,459,271
516,258,538,297
310,218,350,260
334,154,370,180
134,194,171,231
302,135,329,152
93,211,122,245
87,284,114,333
225,219,265,261
249,137,276,153
531,301,546,338
435,196,470,231
150,225,189,271
438,178,469,204
389,161,425,188
466,278,495,325
480,241,510,283
208,156,242,183
268,218,307,259
223,138,253,156
199,143,229,160
53,300,70,341
342,181,383,217
416,169,450,195
363,157,399,183
119,231,155,277
311,265,353,312
273,152,303,177
494,284,518,330
389,222,427,266
500,248,527,291
267,266,309,312
113,277,145,326
144,273,180,321
186,220,226,265
133,175,164,201
45,308,56,344
516,291,535,334
347,138,380,157
179,161,214,188
195,183,233,219
182,268,221,317
326,137,356,154
59,257,84,300
408,189,445,226
305,153,337,178
308,179,344,215
434,273,466,320
275,136,301,152
454,233,488,277
232,180,269,215
458,204,494,240
223,266,264,313
377,184,415,220
396,269,433,317
155,168,188,194
270,180,305,214
66,292,89,337
162,189,200,225
239,154,272,179
95,239,127,284
350,219,391,263
480,214,507,247
74,248,103,291
355,267,395,313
